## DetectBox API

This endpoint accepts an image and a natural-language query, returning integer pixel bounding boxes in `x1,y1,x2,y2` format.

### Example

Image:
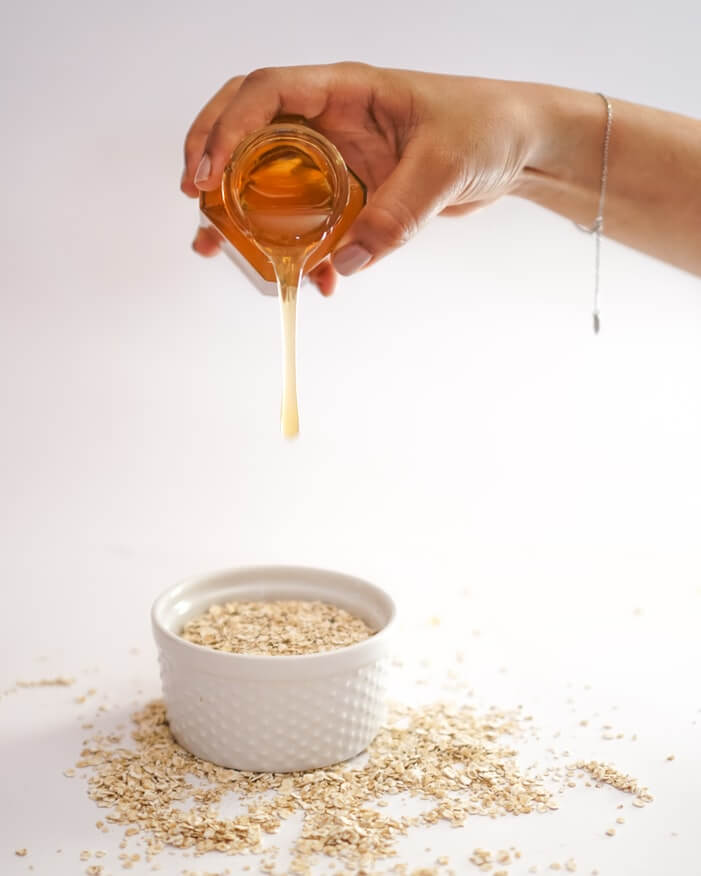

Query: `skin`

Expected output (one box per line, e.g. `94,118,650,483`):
181,63,701,295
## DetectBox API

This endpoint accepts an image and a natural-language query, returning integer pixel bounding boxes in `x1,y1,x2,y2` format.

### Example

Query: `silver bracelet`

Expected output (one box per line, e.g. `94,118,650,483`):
575,92,613,334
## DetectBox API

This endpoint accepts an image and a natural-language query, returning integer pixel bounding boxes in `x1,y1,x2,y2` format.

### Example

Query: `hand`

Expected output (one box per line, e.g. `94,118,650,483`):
181,63,538,294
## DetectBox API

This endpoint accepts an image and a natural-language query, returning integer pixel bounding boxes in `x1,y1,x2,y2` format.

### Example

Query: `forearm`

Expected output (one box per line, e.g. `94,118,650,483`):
515,85,701,275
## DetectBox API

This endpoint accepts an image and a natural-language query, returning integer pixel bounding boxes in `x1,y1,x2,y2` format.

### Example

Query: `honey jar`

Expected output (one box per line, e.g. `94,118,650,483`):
199,119,366,295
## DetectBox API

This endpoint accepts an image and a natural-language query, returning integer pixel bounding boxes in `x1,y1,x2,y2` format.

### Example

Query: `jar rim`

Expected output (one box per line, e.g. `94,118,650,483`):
221,121,351,249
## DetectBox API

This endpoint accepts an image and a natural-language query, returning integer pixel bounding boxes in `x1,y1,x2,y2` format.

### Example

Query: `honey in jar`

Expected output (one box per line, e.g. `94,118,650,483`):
200,120,366,437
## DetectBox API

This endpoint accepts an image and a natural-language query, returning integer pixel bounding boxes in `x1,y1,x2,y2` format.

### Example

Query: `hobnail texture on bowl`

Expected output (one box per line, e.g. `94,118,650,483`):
151,565,396,772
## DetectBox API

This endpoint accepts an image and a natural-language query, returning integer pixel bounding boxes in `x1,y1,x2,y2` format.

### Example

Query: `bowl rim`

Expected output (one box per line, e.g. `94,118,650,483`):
151,564,397,670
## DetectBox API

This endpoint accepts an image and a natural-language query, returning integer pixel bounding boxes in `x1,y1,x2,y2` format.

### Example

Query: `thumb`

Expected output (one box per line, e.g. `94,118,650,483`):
331,138,458,276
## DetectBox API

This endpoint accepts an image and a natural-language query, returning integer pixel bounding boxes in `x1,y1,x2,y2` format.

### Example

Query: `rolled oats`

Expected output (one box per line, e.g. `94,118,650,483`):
181,600,374,656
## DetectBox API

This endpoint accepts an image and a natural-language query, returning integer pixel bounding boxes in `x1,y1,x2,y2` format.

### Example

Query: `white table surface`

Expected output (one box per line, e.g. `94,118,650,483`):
3,564,700,876
2,1,700,873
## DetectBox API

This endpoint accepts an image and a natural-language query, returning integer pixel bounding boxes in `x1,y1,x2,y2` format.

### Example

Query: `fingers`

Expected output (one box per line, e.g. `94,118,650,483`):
308,259,338,296
331,136,460,275
181,76,244,197
439,199,492,218
193,65,336,192
192,226,221,257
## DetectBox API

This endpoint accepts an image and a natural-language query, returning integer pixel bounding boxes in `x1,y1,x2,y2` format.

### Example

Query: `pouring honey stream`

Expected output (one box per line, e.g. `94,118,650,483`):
237,143,337,438
202,121,366,438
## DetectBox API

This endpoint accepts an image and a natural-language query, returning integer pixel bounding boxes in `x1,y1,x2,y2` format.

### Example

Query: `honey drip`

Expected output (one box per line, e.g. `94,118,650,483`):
238,144,337,438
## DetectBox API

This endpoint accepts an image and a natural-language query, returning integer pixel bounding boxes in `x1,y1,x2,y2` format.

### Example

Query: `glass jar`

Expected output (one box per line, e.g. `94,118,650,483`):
199,119,367,295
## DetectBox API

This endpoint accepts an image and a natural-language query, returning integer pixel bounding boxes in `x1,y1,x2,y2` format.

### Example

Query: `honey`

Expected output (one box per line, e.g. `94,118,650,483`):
200,121,366,437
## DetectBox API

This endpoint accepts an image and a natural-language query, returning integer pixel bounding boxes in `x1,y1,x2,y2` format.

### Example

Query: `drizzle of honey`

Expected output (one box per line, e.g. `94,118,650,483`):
238,145,336,438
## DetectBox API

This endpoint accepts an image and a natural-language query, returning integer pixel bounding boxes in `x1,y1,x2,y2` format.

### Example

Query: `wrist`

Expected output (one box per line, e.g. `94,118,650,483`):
512,84,607,204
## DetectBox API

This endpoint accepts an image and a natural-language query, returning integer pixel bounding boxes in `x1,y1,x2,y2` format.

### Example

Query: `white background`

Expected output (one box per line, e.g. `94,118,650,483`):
1,1,700,874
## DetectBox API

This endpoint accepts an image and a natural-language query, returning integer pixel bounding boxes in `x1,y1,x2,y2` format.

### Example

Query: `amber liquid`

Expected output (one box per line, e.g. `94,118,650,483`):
238,143,336,438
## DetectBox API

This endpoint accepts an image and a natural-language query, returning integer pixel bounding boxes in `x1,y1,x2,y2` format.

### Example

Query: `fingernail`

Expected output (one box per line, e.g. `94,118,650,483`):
332,243,372,276
194,154,211,186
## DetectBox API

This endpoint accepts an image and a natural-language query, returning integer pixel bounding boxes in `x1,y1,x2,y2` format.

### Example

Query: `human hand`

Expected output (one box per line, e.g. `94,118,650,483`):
181,63,539,294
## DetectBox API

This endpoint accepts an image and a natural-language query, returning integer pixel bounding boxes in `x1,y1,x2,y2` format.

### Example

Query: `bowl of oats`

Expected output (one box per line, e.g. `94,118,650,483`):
151,565,396,772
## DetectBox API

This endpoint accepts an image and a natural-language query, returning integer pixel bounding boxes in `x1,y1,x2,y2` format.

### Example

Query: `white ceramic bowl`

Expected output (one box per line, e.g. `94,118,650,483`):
151,565,396,773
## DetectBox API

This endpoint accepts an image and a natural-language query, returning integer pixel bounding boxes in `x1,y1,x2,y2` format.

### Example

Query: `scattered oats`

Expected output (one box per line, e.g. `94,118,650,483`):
666,754,675,761
616,817,625,824
15,849,28,857
495,871,508,876
74,699,558,871
86,867,104,875
72,694,650,874
95,850,107,858
550,865,561,871
182,871,230,876
470,849,493,867
80,850,91,861
605,829,616,837
181,600,375,656
75,696,87,704
64,768,76,777
574,760,653,804
17,676,74,688
565,860,577,872
528,868,538,874
436,857,449,866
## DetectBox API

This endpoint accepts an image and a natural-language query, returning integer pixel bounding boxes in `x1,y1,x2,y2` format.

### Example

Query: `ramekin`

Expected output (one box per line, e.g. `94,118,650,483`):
151,565,396,773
